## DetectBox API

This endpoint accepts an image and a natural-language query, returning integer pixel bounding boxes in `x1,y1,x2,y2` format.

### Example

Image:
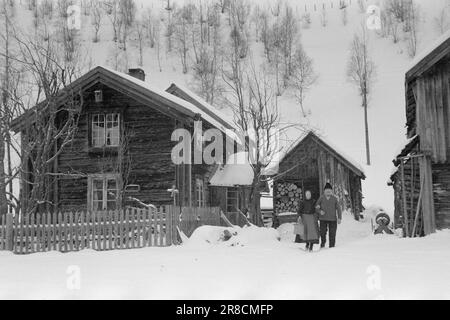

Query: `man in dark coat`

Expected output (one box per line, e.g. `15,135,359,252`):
315,183,342,248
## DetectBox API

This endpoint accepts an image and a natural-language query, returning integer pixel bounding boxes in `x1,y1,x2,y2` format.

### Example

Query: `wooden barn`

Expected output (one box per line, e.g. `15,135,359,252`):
11,66,242,215
270,131,365,219
388,32,450,236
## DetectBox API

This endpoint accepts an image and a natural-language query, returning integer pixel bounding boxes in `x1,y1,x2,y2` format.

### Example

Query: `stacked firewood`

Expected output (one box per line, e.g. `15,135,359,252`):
275,182,302,213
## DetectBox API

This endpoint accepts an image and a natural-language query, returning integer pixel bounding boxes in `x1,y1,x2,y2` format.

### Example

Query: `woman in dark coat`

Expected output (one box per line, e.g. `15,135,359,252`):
295,190,320,252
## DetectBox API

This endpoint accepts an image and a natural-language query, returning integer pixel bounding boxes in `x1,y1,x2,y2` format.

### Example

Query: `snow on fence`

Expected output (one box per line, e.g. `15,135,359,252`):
0,206,221,254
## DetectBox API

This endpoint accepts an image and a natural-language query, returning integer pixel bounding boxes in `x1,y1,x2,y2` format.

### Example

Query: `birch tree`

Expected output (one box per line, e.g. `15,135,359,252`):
347,27,376,166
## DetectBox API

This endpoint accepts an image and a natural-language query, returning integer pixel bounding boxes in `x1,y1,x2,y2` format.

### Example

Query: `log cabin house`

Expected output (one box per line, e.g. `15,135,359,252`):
11,66,251,219
270,131,365,219
388,31,450,236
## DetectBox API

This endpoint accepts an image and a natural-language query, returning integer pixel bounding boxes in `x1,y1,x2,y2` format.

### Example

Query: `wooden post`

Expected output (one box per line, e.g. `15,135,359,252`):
412,178,425,237
419,155,436,235
400,160,410,237
5,212,14,251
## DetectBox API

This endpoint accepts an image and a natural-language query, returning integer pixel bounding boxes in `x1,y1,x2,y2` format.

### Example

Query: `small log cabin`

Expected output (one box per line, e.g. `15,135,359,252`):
388,31,450,236
11,66,251,218
270,131,365,219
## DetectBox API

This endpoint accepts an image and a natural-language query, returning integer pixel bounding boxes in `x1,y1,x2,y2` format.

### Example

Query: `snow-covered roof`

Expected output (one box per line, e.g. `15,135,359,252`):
260,194,273,210
166,83,236,130
269,130,365,178
209,152,254,187
103,67,237,138
12,66,240,138
406,30,450,79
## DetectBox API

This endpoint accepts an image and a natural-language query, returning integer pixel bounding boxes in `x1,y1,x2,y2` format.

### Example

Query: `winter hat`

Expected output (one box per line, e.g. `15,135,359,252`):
324,182,333,190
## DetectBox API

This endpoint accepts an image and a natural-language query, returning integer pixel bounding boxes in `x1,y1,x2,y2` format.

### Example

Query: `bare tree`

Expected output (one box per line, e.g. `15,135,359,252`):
193,16,223,104
385,9,400,43
134,15,146,66
163,0,174,53
143,8,155,48
153,17,163,72
230,62,297,226
341,6,348,26
435,6,450,35
290,45,317,117
92,1,102,43
120,0,136,51
0,0,12,216
320,7,328,27
173,4,192,74
106,0,123,43
6,32,83,215
347,27,376,166
280,3,299,87
405,1,420,58
260,10,271,61
385,0,410,23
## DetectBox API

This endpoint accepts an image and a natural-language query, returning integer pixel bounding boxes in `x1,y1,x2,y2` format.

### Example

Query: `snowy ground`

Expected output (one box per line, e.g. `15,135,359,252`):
1,214,449,300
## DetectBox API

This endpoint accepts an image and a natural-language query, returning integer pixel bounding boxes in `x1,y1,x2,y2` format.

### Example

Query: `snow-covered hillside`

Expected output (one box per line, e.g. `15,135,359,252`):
4,0,449,213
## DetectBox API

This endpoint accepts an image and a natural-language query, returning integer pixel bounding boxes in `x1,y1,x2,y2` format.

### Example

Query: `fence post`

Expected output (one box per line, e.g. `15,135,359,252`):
5,212,14,251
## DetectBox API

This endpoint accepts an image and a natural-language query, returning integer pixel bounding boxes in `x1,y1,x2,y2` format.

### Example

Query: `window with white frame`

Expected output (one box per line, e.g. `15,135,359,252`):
196,178,205,207
91,113,120,147
89,174,120,211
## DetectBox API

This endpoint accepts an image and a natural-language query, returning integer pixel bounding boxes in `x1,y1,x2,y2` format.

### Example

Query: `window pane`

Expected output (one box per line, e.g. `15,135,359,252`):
90,176,119,211
107,179,117,202
92,114,105,147
105,113,120,146
93,201,103,211
92,113,120,147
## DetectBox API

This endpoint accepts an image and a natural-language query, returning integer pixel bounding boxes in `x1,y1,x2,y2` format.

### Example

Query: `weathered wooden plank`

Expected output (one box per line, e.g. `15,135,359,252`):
108,211,113,250
125,208,130,249
166,205,172,246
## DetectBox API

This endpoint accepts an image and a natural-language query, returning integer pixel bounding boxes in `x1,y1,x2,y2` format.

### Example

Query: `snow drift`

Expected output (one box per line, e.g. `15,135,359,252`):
186,225,281,247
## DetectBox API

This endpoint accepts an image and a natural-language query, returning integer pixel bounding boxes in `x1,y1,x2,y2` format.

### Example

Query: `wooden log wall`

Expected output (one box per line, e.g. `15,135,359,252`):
432,163,450,229
414,61,450,163
57,84,179,211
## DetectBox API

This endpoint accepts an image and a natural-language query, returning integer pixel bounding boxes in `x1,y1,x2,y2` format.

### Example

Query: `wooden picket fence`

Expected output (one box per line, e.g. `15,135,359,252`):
0,206,221,255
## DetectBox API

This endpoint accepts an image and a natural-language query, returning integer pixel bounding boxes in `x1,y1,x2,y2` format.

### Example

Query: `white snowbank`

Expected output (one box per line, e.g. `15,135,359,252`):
186,225,280,247
209,152,254,187
2,214,450,299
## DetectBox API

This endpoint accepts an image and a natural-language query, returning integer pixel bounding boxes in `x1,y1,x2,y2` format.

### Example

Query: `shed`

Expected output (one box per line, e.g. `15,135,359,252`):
389,31,450,236
270,131,365,219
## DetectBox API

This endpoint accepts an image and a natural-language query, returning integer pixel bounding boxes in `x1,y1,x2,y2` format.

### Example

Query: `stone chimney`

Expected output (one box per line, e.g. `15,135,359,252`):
128,68,145,81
